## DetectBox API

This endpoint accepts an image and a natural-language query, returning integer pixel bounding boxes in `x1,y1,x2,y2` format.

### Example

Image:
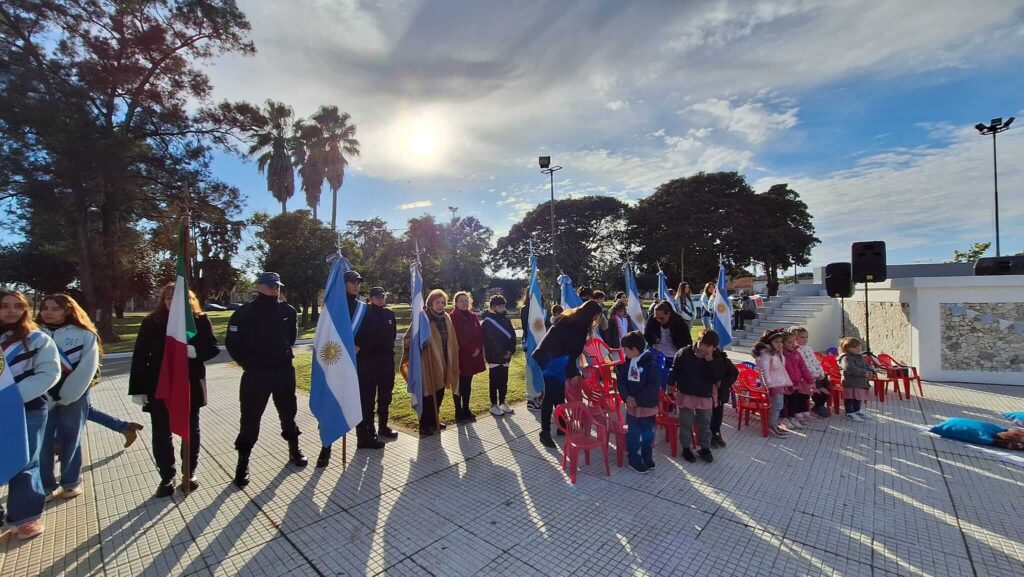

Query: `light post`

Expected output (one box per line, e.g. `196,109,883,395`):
975,116,1014,256
539,156,562,292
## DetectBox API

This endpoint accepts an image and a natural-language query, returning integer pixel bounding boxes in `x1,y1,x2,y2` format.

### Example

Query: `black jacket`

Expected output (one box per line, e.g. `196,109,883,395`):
668,344,739,399
615,350,661,408
481,310,517,364
225,295,297,371
128,313,219,408
356,304,397,359
532,301,603,370
644,313,693,351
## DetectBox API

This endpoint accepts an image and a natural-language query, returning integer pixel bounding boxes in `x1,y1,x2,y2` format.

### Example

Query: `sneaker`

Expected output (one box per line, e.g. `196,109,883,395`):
45,490,59,503
499,403,514,415
378,426,399,439
490,405,503,416
527,397,543,412
643,460,656,470
63,485,84,499
539,431,556,448
847,412,864,422
812,406,830,419
698,448,714,463
788,417,805,430
857,410,872,420
682,447,696,463
179,478,199,493
17,521,44,540
770,427,789,438
629,462,649,474
711,434,727,448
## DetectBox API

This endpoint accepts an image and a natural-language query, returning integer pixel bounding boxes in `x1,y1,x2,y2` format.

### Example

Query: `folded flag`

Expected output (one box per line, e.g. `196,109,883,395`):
155,220,197,441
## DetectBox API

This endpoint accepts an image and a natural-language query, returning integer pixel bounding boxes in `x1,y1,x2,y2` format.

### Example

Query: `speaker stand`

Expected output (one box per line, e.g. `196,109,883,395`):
840,297,846,337
863,282,871,353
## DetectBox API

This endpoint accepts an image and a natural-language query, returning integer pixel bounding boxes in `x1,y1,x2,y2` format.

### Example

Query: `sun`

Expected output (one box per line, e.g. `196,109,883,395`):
408,127,436,159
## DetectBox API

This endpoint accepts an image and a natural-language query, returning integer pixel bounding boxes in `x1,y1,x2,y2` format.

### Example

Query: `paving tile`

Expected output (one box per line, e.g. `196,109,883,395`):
406,527,503,577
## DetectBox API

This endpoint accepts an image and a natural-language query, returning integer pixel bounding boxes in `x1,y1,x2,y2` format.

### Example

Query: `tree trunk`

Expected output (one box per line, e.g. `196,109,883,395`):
331,187,337,230
766,261,780,297
281,198,287,214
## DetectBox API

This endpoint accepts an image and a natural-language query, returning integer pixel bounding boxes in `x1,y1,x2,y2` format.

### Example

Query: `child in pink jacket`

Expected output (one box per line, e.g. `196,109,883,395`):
752,329,793,437
782,331,815,429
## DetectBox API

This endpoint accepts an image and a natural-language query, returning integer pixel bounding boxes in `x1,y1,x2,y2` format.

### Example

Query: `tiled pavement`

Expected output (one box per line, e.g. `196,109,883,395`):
2,357,1024,576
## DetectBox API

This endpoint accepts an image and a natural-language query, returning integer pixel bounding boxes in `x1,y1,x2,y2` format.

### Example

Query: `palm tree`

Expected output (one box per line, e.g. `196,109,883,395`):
247,100,295,213
312,106,361,230
290,119,325,220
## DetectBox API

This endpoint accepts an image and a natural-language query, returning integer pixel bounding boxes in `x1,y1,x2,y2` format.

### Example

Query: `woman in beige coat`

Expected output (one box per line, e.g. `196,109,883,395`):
402,289,460,436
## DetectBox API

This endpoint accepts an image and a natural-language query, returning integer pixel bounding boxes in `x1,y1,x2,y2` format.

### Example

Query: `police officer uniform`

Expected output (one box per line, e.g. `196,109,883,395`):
225,272,307,488
356,286,398,440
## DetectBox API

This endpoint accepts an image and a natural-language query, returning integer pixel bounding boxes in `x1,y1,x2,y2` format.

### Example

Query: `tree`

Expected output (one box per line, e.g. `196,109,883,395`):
290,119,324,219
491,196,630,290
0,0,259,339
626,172,757,288
444,214,493,295
344,218,406,299
248,100,296,213
0,243,79,295
312,106,360,230
952,242,991,263
747,184,819,296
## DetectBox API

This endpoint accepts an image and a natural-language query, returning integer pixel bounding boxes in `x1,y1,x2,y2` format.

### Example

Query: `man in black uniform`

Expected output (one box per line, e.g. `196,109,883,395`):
358,286,398,441
225,272,307,488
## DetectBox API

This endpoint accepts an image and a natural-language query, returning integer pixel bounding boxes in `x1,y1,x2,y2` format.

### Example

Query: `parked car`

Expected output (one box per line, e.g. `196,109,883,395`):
204,302,227,311
226,302,245,310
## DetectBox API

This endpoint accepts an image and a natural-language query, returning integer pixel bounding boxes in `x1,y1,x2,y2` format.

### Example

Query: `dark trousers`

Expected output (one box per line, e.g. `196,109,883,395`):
710,393,726,435
489,365,509,405
625,414,655,467
733,310,755,329
541,375,567,435
235,368,300,452
377,367,395,432
454,376,473,413
812,391,829,409
356,355,394,434
150,400,200,483
419,388,446,430
844,399,862,414
785,393,809,417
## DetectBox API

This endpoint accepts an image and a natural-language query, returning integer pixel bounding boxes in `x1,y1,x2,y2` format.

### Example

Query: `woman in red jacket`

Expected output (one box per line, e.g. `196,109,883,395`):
449,292,486,423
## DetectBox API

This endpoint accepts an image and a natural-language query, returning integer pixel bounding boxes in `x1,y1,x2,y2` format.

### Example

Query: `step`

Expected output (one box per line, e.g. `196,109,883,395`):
757,314,811,324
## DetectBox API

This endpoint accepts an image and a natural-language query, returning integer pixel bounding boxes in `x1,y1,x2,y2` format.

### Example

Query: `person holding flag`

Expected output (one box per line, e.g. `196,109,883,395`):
400,260,432,430
403,290,460,436
710,264,734,350
309,257,369,469
624,263,647,332
226,272,306,489
1,290,60,540
128,282,219,496
558,274,584,310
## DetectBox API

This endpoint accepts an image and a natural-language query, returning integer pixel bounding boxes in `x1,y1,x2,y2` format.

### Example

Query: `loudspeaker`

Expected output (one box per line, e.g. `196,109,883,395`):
974,256,1024,276
825,262,854,298
852,241,887,283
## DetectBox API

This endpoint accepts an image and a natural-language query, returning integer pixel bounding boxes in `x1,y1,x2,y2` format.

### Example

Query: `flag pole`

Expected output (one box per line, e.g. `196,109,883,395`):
182,187,192,496
414,240,441,436
333,233,349,469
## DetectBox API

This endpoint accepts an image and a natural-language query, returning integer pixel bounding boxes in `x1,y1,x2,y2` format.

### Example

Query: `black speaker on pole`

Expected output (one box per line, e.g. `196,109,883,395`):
974,256,1024,276
825,262,854,298
852,241,887,283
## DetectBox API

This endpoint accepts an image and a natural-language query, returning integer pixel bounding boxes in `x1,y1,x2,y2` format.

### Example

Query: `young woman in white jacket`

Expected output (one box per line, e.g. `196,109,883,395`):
37,294,105,501
1,291,60,540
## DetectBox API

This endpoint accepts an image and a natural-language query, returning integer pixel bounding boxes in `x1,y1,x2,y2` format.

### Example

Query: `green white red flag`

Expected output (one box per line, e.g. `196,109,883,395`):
155,220,197,440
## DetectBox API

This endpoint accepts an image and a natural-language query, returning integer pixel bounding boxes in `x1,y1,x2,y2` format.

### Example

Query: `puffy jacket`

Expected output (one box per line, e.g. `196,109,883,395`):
839,353,872,389
783,347,814,389
481,310,516,365
755,351,792,391
669,344,739,398
615,350,661,408
449,309,486,376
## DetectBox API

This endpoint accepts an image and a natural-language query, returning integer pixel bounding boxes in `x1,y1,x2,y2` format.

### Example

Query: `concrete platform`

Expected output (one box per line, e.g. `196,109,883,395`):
3,360,1023,576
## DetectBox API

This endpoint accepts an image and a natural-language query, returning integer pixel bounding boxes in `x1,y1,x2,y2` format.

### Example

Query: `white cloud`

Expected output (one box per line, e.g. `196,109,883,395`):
688,98,798,144
396,200,433,210
605,100,630,111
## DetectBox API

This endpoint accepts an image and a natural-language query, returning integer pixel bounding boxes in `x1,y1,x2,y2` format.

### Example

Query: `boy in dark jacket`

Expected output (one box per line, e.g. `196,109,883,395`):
615,331,662,473
668,330,737,463
481,295,517,415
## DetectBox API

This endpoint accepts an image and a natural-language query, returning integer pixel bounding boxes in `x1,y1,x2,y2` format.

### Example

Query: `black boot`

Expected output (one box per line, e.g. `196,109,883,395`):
288,439,308,467
357,428,385,450
378,424,398,439
155,479,176,498
233,450,250,488
316,446,331,468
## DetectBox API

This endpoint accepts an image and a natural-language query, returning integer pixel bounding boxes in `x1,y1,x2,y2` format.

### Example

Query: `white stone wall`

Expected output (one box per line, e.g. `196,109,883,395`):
841,301,912,362
941,302,1024,372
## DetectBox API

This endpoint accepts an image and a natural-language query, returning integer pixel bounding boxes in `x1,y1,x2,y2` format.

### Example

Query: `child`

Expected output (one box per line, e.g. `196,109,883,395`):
615,331,661,473
782,331,814,428
838,337,877,422
752,329,793,437
789,326,830,418
669,330,736,462
481,295,517,417
550,304,564,325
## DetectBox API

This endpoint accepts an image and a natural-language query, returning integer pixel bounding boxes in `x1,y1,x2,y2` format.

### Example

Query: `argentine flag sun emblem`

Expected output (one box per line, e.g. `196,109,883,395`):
319,340,343,366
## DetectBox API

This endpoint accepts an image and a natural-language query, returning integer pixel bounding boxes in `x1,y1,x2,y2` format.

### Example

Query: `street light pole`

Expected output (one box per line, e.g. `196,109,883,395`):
539,156,562,300
975,117,1014,257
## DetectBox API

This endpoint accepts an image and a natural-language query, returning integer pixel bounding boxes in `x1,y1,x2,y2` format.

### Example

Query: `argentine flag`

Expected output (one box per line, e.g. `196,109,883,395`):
524,254,547,398
711,264,734,348
657,270,679,313
558,273,584,310
404,261,431,416
624,263,646,331
309,253,364,446
0,343,30,485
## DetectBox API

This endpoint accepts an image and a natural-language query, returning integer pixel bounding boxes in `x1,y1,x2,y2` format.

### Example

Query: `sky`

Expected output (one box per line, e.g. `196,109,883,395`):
203,0,1024,273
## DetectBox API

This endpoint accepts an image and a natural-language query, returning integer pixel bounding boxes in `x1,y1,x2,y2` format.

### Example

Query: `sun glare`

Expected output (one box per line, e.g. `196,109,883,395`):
409,127,436,158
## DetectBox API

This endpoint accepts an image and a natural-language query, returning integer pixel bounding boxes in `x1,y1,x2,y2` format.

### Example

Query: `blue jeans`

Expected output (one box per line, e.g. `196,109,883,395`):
625,414,655,468
7,409,48,525
41,391,90,492
89,404,128,432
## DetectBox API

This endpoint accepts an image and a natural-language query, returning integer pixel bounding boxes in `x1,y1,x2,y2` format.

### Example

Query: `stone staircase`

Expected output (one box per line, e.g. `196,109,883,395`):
727,284,834,351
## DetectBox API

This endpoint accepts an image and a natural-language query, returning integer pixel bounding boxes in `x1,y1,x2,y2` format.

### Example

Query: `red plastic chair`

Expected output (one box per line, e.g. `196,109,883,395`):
580,338,626,393
555,402,610,484
819,355,845,414
865,354,898,402
877,353,923,398
656,390,679,457
733,382,770,438
580,378,626,467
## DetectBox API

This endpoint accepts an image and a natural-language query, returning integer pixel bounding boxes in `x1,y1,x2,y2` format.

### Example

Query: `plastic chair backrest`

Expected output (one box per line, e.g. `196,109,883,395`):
877,353,899,368
658,389,675,414
819,354,840,373
581,338,626,368
565,376,585,403
556,401,600,439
